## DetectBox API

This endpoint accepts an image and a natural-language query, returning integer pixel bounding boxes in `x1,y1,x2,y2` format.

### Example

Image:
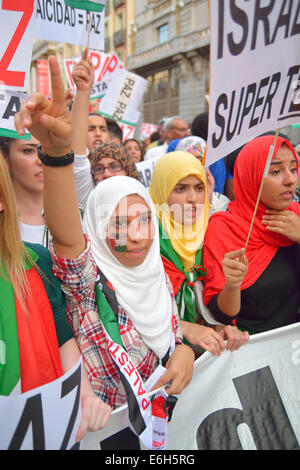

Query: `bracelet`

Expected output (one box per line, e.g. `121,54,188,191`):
37,145,74,167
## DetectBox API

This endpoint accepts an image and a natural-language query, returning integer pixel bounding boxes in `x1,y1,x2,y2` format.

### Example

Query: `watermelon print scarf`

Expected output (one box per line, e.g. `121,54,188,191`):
159,220,207,325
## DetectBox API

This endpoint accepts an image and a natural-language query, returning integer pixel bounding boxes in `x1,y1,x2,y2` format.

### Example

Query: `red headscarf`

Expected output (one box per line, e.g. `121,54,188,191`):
203,135,300,306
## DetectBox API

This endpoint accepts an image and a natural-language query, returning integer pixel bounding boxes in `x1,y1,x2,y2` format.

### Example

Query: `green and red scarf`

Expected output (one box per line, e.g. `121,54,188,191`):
158,220,207,326
0,247,63,396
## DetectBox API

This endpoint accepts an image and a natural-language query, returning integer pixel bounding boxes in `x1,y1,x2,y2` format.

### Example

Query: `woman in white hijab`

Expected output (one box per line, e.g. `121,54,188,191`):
15,56,194,445
48,172,194,410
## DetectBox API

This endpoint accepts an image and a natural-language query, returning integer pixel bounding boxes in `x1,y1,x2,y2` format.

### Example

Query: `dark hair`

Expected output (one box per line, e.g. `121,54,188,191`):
0,137,15,159
105,118,123,143
191,112,208,140
125,138,144,161
91,142,140,181
150,132,160,143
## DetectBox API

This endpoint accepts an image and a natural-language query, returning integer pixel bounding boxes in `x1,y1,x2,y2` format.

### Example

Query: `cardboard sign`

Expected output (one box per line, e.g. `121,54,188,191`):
0,0,37,91
206,0,300,167
35,0,105,50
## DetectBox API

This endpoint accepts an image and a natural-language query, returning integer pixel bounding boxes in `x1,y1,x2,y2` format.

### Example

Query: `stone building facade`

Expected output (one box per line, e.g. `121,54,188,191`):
127,0,210,127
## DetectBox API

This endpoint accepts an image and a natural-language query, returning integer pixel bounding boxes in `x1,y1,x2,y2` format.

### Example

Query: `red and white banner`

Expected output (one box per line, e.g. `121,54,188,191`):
140,123,158,140
37,59,50,96
64,51,123,100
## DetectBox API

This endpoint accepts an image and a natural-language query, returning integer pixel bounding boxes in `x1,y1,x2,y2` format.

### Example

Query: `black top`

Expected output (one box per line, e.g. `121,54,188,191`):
208,244,300,333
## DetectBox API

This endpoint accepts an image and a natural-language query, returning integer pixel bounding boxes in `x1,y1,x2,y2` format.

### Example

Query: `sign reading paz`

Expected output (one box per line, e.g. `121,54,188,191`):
0,359,82,450
206,0,300,167
0,0,36,92
35,0,105,50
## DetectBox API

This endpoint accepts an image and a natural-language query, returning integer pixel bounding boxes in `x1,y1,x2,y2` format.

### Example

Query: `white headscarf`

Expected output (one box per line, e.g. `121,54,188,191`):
84,176,173,359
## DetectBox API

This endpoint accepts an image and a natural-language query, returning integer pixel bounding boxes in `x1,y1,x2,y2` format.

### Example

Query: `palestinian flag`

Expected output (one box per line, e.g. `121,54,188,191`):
65,0,106,12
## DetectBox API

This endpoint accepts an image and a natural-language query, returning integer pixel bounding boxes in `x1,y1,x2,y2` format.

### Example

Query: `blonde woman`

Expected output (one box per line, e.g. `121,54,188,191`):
0,153,110,441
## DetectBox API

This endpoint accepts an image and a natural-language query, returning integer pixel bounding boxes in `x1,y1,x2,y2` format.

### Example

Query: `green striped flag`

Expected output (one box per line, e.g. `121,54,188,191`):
65,0,106,12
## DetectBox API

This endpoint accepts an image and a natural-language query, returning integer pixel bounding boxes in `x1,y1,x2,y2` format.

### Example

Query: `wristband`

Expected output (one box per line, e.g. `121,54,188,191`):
37,145,74,167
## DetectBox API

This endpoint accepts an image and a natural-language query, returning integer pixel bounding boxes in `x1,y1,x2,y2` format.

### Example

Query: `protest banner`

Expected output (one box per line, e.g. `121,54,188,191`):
35,0,105,50
136,156,161,189
37,59,50,96
0,90,30,140
119,122,135,142
206,0,300,167
0,0,36,91
65,0,106,12
0,358,82,450
82,323,300,450
64,51,123,100
98,68,148,127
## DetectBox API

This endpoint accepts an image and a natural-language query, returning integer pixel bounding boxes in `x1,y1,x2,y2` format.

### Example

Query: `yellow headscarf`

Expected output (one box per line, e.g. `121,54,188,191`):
149,151,210,272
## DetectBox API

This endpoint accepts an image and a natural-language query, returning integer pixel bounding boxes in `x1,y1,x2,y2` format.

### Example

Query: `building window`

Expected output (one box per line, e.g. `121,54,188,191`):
143,67,180,123
116,11,124,31
158,24,168,43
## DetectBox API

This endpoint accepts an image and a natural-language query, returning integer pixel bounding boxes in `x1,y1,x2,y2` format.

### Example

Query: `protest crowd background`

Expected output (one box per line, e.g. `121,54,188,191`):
0,0,300,451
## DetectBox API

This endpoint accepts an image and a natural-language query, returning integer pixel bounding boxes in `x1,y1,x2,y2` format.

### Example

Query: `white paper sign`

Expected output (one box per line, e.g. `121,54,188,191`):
0,89,30,139
99,69,148,126
0,0,37,91
35,0,105,50
206,0,300,167
64,51,123,101
82,323,300,450
0,358,82,450
136,155,161,189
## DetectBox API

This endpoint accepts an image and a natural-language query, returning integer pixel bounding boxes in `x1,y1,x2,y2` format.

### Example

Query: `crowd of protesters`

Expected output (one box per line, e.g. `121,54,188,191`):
0,50,299,443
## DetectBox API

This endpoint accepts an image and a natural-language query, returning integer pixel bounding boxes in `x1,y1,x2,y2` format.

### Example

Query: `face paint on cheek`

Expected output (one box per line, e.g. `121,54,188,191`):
108,233,128,253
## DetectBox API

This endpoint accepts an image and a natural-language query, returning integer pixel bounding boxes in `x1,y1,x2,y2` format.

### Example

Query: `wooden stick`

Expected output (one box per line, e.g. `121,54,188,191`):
87,11,91,51
241,128,281,262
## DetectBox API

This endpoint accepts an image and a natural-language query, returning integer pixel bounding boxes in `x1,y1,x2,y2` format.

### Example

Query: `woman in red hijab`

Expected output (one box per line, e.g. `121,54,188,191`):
203,135,300,334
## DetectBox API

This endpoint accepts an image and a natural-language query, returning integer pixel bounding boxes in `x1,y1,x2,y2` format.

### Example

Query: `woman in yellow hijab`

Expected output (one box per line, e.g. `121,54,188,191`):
149,151,249,356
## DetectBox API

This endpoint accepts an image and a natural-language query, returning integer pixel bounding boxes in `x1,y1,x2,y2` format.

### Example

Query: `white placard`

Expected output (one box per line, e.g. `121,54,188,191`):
99,69,148,126
35,0,105,50
82,323,300,450
0,89,30,139
64,51,123,100
136,155,161,189
206,0,300,167
0,0,37,91
0,358,82,450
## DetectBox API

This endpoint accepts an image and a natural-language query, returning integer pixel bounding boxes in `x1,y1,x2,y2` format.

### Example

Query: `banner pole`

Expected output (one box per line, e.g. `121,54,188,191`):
241,128,281,262
87,11,91,51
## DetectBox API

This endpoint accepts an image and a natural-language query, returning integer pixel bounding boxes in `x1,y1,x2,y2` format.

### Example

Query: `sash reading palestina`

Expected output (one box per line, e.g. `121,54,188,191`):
206,0,300,167
64,0,107,11
95,269,177,450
